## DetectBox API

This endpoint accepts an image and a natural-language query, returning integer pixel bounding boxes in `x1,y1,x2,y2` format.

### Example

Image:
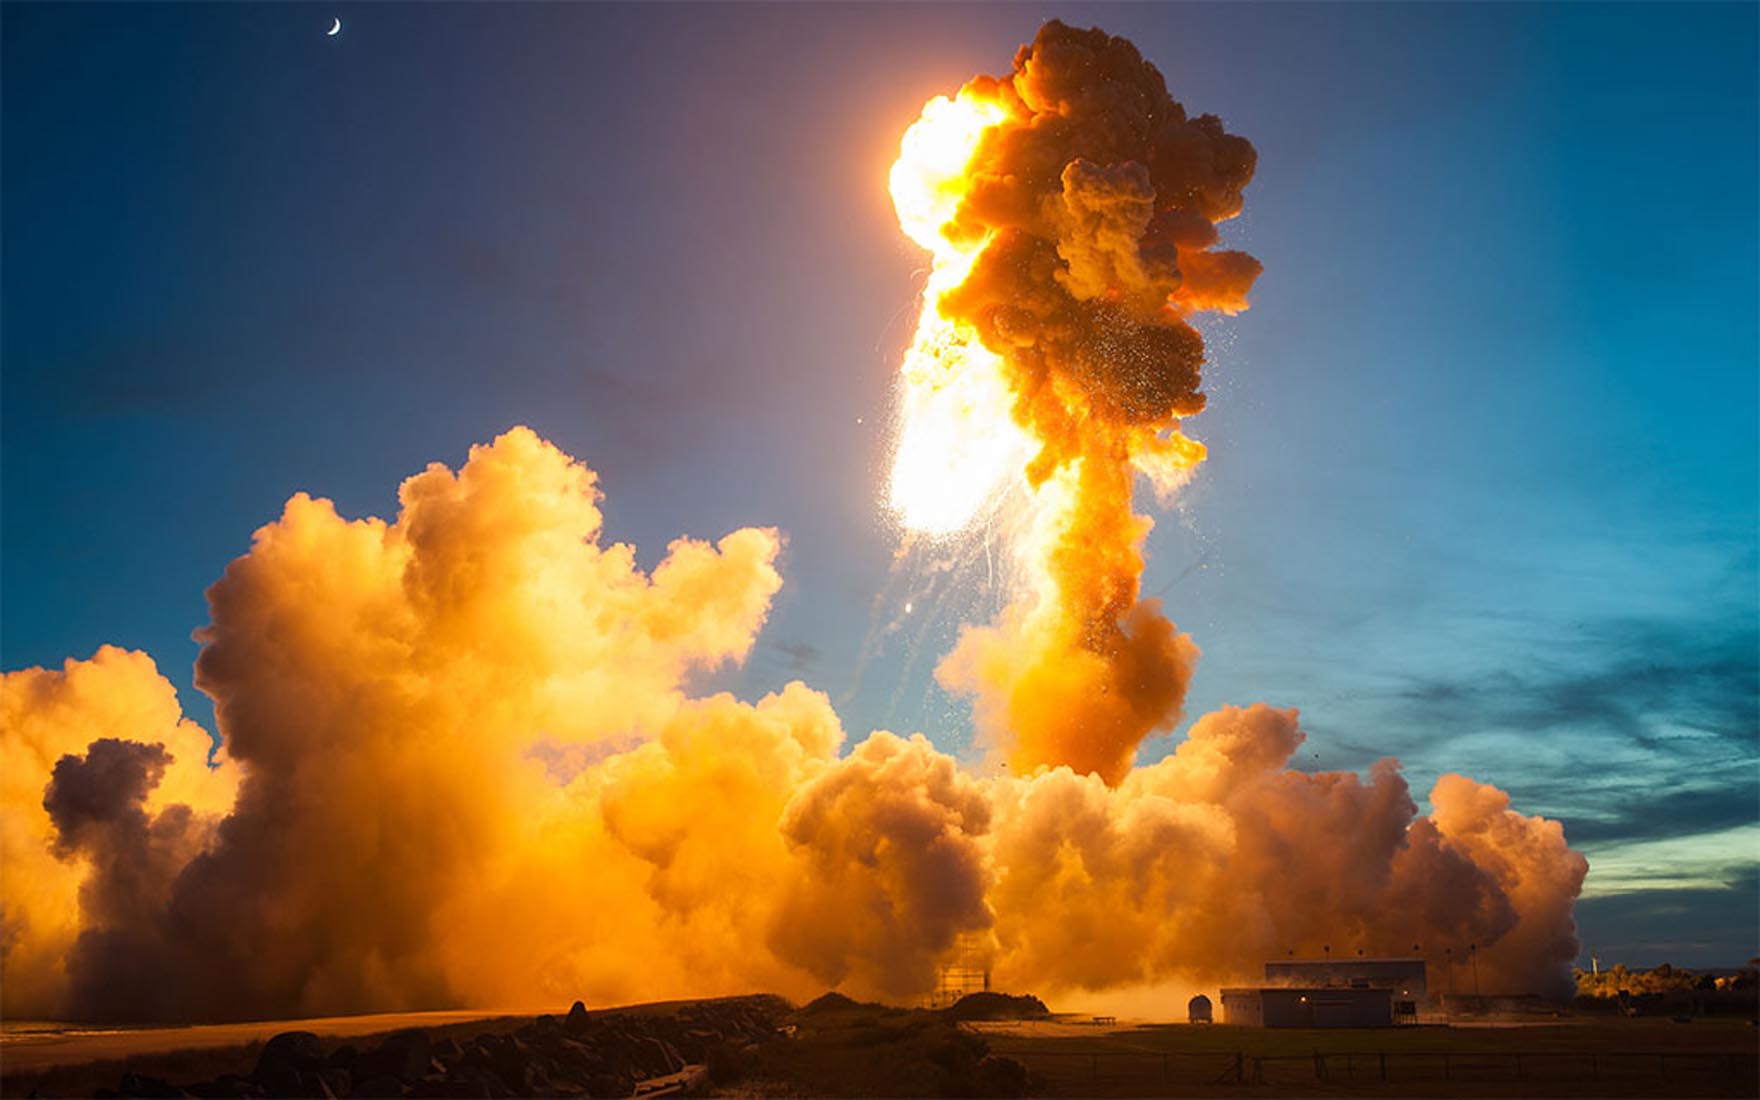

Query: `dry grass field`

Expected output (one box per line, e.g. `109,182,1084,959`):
972,1016,1760,1098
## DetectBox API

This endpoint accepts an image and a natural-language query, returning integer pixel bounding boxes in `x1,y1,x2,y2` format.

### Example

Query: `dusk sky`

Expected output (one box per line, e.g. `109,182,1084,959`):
4,2,1755,971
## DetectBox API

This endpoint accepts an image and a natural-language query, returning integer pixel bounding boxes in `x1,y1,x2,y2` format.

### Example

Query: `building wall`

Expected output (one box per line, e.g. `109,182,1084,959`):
1219,989,1263,1027
1220,987,1395,1028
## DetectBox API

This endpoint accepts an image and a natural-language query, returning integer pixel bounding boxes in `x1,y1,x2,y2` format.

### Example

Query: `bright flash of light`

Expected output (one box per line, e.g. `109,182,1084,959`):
887,315,1029,536
887,93,1008,260
886,91,1031,537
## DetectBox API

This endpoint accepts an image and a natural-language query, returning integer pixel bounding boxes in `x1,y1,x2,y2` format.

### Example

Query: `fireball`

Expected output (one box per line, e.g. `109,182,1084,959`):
884,92,1031,537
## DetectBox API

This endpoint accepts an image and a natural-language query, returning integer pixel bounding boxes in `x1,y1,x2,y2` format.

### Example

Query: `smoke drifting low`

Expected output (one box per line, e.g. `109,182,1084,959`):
2,428,1583,1021
0,23,1586,1023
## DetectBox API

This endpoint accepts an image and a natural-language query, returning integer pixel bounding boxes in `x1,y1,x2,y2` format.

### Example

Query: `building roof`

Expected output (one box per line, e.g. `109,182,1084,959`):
1222,986,1393,997
1267,950,1429,957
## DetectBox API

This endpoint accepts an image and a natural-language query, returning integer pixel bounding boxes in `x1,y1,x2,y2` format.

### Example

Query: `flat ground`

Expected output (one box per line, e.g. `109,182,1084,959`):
0,1010,530,1076
973,1016,1759,1097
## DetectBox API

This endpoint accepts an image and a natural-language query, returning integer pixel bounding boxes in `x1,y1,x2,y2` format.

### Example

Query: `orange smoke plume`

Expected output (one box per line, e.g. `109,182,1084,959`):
1,649,238,1017
0,425,1585,1020
887,21,1260,783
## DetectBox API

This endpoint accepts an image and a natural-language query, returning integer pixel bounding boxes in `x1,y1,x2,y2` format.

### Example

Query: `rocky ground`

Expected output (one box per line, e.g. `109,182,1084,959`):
62,997,786,1099
17,994,1037,1099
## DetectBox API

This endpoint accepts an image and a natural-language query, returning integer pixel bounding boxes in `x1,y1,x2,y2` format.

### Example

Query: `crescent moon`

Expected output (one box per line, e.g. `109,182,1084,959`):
327,17,341,36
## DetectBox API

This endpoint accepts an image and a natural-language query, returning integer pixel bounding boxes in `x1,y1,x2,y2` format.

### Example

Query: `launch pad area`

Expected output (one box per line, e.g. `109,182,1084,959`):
971,1016,1759,1097
3,998,1754,1098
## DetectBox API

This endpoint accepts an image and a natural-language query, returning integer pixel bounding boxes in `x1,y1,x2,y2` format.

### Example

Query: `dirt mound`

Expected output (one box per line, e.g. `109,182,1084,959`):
801,991,880,1015
943,991,1051,1020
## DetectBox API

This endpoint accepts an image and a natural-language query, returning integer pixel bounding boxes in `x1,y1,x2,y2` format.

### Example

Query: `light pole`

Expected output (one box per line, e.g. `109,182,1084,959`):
1470,944,1480,997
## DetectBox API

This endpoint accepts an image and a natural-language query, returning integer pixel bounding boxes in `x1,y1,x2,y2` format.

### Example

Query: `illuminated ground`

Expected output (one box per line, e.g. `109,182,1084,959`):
0,1010,534,1077
0,997,741,1097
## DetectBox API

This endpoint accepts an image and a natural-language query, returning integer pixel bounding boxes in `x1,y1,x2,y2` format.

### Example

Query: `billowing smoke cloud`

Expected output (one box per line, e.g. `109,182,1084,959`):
888,21,1262,783
43,738,219,1016
772,733,992,998
0,23,1587,1023
2,429,1584,1020
0,430,1006,1020
986,706,1586,1001
1,648,237,1019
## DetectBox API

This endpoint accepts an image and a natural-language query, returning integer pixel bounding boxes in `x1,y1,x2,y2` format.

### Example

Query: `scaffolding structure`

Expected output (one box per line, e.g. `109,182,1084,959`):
926,933,992,1009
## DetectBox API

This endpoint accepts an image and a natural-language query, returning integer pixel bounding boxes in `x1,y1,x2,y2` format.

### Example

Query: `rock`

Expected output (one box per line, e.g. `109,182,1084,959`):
252,1032,325,1081
565,1001,590,1035
352,1072,409,1098
258,1072,312,1100
975,1055,1031,1098
303,1071,339,1100
487,1036,534,1092
362,1029,434,1080
461,1035,496,1067
445,1066,508,1099
184,1076,256,1099
638,1036,682,1075
402,1073,460,1099
346,1028,437,1088
431,1036,463,1065
553,1037,600,1069
117,1073,190,1098
705,1041,747,1086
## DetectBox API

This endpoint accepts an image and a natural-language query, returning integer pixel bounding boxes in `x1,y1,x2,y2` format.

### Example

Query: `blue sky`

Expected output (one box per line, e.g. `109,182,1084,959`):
4,3,1755,967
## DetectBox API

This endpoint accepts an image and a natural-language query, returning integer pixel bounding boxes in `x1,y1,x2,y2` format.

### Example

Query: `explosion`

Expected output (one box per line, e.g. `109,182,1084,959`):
0,22,1586,1025
886,92,1029,535
887,22,1259,783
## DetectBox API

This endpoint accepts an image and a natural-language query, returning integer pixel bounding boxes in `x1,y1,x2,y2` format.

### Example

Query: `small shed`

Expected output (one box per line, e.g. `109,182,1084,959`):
1187,994,1213,1023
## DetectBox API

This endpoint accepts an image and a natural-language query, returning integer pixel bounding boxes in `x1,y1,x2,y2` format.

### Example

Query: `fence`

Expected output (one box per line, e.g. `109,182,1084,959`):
1261,1049,1755,1086
1005,1047,1757,1092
